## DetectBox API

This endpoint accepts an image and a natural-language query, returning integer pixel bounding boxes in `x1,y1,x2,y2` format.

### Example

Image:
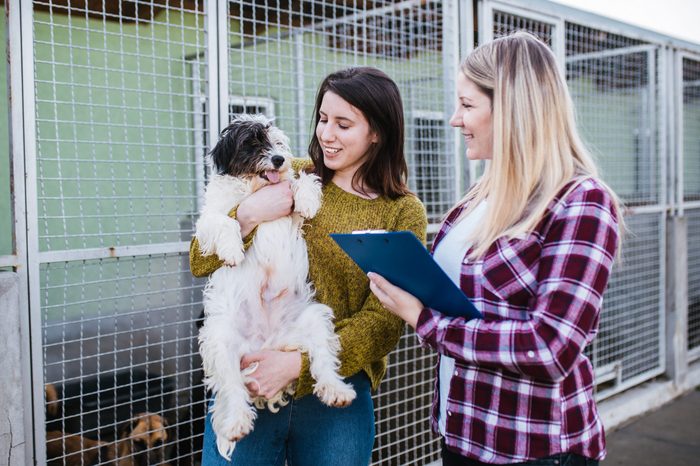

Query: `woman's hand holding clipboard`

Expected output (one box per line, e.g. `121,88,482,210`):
330,231,482,320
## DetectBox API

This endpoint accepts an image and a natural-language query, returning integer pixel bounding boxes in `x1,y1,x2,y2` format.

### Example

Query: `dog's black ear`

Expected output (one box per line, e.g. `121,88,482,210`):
209,117,272,176
209,124,237,175
210,121,259,175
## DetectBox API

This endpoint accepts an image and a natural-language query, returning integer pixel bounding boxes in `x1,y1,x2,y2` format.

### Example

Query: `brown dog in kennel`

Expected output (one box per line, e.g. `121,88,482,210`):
45,384,172,465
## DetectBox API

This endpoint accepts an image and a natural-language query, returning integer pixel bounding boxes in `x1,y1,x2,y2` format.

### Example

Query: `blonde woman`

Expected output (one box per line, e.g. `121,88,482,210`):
369,32,621,465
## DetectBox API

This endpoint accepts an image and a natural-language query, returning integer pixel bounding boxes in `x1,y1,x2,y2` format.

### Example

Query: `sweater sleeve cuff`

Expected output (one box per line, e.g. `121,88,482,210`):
242,229,257,250
294,351,314,398
227,206,257,251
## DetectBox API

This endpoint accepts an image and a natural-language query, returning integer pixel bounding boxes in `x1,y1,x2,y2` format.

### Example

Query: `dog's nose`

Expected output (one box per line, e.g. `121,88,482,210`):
271,155,285,168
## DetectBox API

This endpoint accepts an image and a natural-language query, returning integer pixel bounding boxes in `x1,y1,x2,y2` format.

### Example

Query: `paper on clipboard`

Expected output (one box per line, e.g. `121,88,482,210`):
330,230,481,319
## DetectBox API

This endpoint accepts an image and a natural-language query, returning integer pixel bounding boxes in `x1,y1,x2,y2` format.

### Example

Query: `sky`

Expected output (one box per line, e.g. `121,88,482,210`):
552,0,700,45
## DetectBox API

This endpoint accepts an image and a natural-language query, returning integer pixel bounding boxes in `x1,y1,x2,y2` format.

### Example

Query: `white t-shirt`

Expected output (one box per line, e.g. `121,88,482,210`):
432,200,487,435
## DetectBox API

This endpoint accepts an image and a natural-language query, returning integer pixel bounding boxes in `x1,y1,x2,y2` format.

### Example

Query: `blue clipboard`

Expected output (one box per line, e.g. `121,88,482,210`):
330,231,481,319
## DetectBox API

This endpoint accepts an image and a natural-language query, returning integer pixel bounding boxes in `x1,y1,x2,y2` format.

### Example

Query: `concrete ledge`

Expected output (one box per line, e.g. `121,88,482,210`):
0,272,26,466
599,361,700,431
686,359,700,387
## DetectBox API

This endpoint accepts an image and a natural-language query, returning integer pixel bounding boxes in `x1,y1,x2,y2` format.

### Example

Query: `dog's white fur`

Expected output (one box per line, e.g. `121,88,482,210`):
196,115,356,460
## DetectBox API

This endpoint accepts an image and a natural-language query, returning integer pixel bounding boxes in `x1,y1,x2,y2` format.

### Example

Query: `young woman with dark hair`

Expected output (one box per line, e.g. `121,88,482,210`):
308,67,410,200
190,67,427,465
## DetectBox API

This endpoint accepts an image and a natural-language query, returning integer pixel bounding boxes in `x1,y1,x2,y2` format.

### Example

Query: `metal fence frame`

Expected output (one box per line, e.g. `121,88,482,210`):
678,50,700,363
7,2,34,464
479,0,672,401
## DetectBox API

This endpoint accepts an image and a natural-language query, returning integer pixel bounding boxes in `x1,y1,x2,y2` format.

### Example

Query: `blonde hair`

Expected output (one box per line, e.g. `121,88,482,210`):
452,32,623,259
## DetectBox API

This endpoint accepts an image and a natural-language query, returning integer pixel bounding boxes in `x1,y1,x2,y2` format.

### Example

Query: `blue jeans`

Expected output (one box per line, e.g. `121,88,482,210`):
201,372,374,466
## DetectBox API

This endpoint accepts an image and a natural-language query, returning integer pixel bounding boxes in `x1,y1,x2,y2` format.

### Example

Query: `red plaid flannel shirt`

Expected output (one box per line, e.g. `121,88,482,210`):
416,178,619,464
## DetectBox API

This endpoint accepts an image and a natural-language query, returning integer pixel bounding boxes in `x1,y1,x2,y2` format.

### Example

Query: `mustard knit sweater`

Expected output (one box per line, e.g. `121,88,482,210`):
189,161,427,398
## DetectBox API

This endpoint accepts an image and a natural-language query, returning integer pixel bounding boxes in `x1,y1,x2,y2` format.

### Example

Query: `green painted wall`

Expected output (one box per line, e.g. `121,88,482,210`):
33,9,205,252
225,28,448,220
30,10,446,321
30,9,205,321
8,7,690,320
227,29,445,155
30,11,445,257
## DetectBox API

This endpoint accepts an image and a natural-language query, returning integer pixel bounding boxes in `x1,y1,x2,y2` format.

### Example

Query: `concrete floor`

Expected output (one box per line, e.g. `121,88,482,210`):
604,388,700,465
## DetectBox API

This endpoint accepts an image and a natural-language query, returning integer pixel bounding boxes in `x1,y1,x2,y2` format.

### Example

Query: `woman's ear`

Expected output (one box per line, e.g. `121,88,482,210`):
370,131,379,144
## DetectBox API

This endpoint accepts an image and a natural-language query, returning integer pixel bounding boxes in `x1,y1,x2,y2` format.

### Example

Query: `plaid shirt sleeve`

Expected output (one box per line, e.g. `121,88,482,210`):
416,184,619,383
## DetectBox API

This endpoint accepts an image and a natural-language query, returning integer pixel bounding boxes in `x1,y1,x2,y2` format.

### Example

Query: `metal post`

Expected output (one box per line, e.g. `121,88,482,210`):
443,0,461,200
207,0,221,142
294,33,306,155
11,0,42,463
460,0,475,190
666,215,689,387
216,0,229,131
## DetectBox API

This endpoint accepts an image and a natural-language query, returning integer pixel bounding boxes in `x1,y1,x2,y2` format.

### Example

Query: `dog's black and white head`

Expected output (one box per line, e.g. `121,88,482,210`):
209,114,292,185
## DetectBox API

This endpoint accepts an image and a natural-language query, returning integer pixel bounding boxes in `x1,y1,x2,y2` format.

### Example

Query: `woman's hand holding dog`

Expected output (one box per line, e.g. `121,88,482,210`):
237,181,294,237
241,350,302,399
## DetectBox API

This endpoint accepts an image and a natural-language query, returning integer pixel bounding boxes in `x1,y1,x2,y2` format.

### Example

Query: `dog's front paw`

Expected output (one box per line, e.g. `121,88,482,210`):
220,406,256,442
216,242,245,266
314,380,356,407
293,172,322,219
295,194,321,219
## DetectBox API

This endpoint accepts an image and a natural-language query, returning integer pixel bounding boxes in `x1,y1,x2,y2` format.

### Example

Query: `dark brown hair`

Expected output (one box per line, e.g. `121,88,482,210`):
308,67,410,199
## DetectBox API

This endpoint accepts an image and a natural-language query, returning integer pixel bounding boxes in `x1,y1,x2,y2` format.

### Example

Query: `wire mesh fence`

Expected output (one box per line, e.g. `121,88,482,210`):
566,27,657,207
485,3,666,400
42,254,206,464
2,0,697,464
688,210,700,356
32,1,208,464
564,20,665,397
223,1,451,463
492,8,553,45
591,214,665,393
684,56,700,358
33,0,205,251
683,56,700,203
31,1,451,464
373,331,440,465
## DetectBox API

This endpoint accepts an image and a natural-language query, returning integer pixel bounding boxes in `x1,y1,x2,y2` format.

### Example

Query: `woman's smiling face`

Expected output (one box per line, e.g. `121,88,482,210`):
449,72,493,161
315,91,378,178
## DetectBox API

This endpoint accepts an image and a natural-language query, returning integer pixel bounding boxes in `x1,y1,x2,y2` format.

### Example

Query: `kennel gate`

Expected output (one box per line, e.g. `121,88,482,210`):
680,53,700,363
479,0,669,400
9,1,460,464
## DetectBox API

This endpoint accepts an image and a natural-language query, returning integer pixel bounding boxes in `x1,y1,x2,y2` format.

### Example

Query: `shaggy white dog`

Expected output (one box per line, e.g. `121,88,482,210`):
195,114,356,459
